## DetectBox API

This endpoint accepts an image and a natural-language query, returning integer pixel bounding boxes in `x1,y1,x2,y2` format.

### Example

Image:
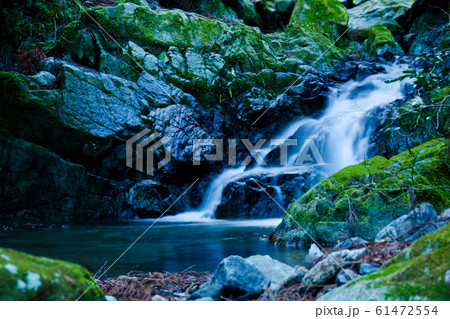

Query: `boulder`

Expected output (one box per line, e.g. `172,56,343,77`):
319,224,450,301
361,25,404,61
0,248,104,300
190,255,296,300
235,0,262,27
375,203,437,242
126,180,171,218
348,0,416,34
302,248,366,286
245,255,295,290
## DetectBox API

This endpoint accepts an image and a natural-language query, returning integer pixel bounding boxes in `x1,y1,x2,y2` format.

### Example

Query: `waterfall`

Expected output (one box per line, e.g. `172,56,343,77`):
162,63,412,222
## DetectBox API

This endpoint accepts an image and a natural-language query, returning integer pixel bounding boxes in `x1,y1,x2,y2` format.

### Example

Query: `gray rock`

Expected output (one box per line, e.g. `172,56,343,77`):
445,270,450,285
359,263,380,275
28,71,55,87
334,237,368,250
245,255,295,290
210,255,269,299
60,63,145,138
190,255,295,300
308,243,324,257
302,248,366,286
375,203,437,242
281,266,309,287
336,268,359,285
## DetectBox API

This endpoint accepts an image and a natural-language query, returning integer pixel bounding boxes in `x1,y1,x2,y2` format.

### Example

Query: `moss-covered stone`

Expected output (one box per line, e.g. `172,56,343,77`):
361,24,404,61
271,139,450,246
319,224,450,301
0,247,104,301
348,0,416,35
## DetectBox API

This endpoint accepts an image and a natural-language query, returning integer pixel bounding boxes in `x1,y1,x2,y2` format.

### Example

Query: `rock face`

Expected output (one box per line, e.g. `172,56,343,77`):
319,224,450,301
215,170,320,219
0,0,347,223
0,247,104,300
271,140,450,246
0,132,124,224
189,255,295,300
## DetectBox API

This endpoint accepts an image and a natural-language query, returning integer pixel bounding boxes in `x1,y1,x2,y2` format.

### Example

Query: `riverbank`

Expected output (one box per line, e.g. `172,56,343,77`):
95,207,449,301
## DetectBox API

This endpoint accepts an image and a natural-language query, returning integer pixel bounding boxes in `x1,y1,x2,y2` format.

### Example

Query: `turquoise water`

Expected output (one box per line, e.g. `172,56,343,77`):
0,219,303,277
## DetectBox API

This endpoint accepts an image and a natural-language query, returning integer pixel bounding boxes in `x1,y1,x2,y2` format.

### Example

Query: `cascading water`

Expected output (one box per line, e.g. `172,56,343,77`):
162,63,413,222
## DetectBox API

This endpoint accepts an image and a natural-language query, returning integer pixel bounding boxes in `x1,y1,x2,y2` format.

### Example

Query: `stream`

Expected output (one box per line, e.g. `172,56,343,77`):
0,62,413,276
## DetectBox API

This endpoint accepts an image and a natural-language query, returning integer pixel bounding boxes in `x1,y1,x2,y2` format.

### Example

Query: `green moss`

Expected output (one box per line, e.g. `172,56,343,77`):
362,224,449,300
361,24,404,59
0,247,104,301
274,139,450,246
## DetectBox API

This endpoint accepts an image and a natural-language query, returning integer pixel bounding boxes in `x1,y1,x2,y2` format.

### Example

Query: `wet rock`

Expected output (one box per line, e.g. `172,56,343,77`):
126,180,171,218
375,203,437,242
336,268,358,285
235,0,262,27
359,263,380,275
0,133,124,223
302,248,366,286
215,170,317,219
361,25,404,62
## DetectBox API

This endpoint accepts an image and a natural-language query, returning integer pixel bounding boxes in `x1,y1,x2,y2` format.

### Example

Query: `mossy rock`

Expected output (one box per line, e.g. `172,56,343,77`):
361,25,404,61
272,139,450,246
319,223,450,300
348,0,416,36
0,248,104,301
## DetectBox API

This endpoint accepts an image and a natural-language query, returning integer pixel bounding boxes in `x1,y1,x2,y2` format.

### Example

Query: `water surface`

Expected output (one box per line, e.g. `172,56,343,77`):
0,219,303,277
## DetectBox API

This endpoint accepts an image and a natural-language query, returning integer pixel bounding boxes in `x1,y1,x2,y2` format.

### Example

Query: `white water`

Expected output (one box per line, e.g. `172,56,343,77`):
162,63,412,222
